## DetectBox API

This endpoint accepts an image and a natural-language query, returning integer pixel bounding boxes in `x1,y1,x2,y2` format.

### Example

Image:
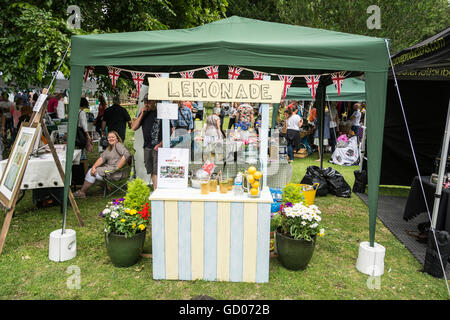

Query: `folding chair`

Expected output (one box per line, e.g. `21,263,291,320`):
102,154,136,198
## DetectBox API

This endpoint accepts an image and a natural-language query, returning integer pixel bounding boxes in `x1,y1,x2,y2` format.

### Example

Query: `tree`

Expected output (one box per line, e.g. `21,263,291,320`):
0,0,228,91
275,0,450,54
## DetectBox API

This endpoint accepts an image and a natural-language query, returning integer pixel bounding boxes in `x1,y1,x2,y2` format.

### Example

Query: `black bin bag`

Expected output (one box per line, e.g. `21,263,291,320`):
353,170,367,194
322,167,352,198
300,166,328,197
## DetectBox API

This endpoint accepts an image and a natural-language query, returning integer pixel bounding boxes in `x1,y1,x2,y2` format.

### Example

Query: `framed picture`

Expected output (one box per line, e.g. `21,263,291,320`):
0,123,41,208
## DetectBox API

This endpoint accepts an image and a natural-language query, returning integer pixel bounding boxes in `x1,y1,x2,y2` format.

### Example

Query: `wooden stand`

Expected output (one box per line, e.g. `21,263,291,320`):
0,96,84,255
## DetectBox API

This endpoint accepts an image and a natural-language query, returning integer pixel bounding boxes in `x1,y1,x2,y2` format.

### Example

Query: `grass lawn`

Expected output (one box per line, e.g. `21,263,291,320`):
0,107,448,300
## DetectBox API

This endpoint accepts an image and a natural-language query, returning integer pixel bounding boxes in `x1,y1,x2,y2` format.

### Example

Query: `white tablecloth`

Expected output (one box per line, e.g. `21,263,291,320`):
0,149,81,189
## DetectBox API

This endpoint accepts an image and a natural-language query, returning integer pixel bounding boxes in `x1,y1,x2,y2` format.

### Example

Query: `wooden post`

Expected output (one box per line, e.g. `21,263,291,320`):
0,191,21,255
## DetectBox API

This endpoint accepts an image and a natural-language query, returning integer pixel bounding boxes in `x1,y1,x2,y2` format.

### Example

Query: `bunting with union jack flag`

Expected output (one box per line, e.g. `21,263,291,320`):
331,72,346,96
228,66,243,80
131,72,145,98
253,71,268,80
204,66,219,79
107,67,121,89
278,75,295,99
304,75,321,100
180,71,195,78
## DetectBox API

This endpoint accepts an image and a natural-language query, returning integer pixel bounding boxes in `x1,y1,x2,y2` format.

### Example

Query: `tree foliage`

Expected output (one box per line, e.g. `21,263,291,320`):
0,0,228,90
275,0,449,54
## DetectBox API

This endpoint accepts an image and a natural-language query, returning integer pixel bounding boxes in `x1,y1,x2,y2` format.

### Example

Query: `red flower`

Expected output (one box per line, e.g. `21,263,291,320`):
139,202,150,221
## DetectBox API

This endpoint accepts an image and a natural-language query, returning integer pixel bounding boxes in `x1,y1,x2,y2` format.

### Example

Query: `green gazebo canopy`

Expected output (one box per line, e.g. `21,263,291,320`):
66,16,389,246
285,77,366,101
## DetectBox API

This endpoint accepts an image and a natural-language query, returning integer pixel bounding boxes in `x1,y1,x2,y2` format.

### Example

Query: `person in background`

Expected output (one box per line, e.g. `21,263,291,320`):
286,106,302,163
56,93,65,119
171,100,193,134
47,94,58,118
94,95,107,135
350,102,362,137
102,95,132,142
9,97,23,147
235,102,254,131
0,92,14,139
131,97,162,190
228,102,238,130
215,102,225,137
328,102,339,153
17,106,32,128
204,107,223,147
73,130,130,198
78,98,93,162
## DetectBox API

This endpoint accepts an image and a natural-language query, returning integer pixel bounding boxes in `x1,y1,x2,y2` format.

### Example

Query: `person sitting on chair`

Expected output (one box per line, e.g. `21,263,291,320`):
73,130,130,198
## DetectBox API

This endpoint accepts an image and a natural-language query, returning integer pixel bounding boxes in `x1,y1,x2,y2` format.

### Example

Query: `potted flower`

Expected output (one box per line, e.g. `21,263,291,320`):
276,184,325,270
100,179,151,267
100,198,150,267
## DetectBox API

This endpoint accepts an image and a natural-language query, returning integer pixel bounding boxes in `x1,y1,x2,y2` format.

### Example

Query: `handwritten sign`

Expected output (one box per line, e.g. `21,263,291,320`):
148,78,284,104
157,103,178,120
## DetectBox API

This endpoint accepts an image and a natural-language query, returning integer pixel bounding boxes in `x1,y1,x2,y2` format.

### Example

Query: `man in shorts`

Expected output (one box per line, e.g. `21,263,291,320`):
131,97,162,190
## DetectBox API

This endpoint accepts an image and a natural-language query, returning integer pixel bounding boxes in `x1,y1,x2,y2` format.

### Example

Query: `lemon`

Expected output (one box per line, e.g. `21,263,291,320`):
247,174,255,184
252,181,260,189
250,188,259,196
248,166,257,175
253,171,262,180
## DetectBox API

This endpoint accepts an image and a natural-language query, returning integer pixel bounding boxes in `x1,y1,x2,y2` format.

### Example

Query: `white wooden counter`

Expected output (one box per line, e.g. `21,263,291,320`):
150,187,272,283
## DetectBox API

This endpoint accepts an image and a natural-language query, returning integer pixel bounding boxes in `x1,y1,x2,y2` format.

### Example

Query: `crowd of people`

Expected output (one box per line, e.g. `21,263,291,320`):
0,90,366,197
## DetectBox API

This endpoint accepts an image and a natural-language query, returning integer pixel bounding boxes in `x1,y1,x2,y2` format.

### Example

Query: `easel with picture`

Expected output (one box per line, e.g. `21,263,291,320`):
0,86,84,255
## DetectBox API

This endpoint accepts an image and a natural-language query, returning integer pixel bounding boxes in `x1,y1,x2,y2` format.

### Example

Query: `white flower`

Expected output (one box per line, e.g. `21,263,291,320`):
315,216,322,222
110,211,119,219
301,221,307,226
102,208,111,215
310,223,318,228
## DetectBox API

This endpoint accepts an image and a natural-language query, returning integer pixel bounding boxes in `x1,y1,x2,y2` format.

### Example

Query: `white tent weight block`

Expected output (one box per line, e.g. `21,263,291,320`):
356,241,385,277
49,229,77,262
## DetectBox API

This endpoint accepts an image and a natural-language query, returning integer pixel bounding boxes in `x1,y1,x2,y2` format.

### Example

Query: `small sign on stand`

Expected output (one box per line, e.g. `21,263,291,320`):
157,148,189,189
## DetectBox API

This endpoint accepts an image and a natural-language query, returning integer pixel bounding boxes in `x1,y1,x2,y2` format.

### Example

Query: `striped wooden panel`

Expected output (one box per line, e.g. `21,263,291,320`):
151,200,165,280
164,201,178,280
242,202,258,282
204,202,217,281
190,201,204,280
178,201,191,280
256,203,271,283
229,202,244,282
216,202,231,281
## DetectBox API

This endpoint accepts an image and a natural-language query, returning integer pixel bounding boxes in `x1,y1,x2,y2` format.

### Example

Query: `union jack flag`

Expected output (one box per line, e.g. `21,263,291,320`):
107,67,121,89
278,75,295,99
304,75,321,100
253,71,268,80
180,71,195,78
84,66,94,83
131,72,146,98
331,72,346,96
228,66,243,80
204,66,219,79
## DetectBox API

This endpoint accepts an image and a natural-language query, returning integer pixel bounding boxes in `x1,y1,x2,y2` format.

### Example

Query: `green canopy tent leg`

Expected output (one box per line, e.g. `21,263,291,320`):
365,71,388,247
63,64,84,233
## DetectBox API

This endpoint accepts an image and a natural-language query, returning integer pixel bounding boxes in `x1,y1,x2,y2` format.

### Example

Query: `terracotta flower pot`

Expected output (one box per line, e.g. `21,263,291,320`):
276,229,315,270
105,230,146,267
